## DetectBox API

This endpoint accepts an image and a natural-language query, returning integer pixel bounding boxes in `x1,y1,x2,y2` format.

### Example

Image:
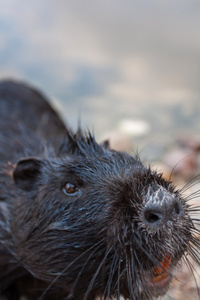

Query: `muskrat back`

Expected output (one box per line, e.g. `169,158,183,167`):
0,80,67,163
0,80,199,300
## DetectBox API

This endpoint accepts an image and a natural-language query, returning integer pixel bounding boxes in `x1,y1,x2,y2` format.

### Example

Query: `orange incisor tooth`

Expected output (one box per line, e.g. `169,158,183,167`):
153,255,171,281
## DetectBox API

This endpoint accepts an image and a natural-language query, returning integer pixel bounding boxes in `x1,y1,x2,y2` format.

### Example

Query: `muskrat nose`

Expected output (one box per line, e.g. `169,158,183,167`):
143,190,182,226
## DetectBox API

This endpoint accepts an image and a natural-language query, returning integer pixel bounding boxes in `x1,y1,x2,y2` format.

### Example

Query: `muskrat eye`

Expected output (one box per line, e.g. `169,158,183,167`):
64,183,79,195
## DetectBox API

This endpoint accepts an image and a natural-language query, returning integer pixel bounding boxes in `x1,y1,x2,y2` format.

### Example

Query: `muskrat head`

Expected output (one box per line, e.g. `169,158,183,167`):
11,131,199,300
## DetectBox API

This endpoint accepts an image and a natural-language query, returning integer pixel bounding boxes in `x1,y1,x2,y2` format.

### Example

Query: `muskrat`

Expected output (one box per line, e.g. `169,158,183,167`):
0,80,199,300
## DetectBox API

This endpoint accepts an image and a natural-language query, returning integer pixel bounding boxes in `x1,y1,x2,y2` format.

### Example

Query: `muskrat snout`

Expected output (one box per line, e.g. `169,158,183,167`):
143,188,182,227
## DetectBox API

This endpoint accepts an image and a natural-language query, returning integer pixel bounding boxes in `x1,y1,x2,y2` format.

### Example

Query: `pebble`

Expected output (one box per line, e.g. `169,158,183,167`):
117,119,151,137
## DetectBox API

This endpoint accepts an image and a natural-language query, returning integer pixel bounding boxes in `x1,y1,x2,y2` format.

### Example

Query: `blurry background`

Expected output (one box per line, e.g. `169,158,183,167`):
0,0,200,162
0,1,200,298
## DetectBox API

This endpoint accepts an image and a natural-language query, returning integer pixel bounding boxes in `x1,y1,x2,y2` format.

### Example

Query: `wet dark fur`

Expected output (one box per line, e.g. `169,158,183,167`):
0,80,199,300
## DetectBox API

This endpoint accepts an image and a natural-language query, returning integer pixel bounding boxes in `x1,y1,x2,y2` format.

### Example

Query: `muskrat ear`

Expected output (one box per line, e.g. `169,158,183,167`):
13,158,43,191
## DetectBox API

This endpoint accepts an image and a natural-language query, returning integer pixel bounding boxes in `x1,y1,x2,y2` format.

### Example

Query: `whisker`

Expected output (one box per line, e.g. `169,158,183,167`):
38,238,105,300
183,255,200,298
125,254,133,300
184,192,200,202
103,252,118,299
67,241,104,299
168,156,197,184
83,246,113,300
133,249,154,300
179,173,200,194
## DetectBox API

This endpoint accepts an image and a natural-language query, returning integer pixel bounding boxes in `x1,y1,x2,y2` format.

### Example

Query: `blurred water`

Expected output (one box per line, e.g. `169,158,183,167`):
0,0,200,160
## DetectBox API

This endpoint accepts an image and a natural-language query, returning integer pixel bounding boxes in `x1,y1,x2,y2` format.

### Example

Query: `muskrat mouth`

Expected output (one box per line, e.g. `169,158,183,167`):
153,255,171,283
143,254,172,297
